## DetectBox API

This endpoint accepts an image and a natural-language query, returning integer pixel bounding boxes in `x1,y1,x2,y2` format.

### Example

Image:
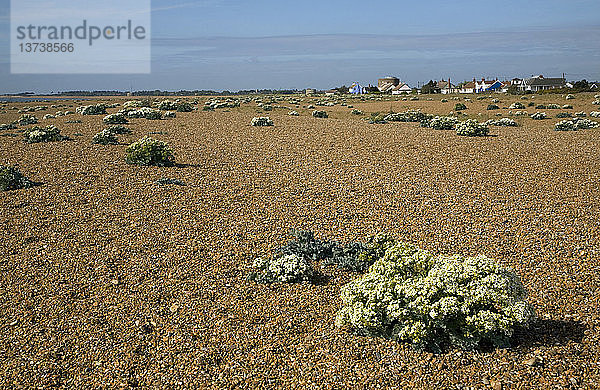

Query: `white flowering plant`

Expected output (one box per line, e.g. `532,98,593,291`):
288,111,299,116
565,94,575,100
509,102,526,109
456,119,489,136
92,129,118,145
76,104,107,115
421,116,458,130
103,113,128,125
18,114,38,125
249,254,315,283
530,112,547,120
590,112,600,118
554,120,577,131
125,137,174,166
385,110,428,123
573,118,599,129
336,242,536,352
23,125,66,143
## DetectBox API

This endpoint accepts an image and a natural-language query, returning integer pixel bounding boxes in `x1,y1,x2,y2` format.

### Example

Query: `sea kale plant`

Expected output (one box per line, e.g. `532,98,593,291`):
0,165,33,191
103,113,128,124
554,120,577,131
249,254,315,283
18,114,38,125
456,120,489,136
312,110,328,118
288,111,299,116
454,103,467,111
335,242,536,352
420,116,458,130
530,112,547,120
486,118,517,127
125,137,174,166
76,104,107,115
23,125,66,143
92,129,118,145
251,117,274,126
487,104,500,110
385,110,428,122
105,125,131,134
509,102,526,109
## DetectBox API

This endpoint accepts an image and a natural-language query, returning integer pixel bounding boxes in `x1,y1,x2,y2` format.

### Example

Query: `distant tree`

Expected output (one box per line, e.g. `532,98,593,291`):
507,85,520,95
421,80,440,94
334,85,349,94
573,80,590,91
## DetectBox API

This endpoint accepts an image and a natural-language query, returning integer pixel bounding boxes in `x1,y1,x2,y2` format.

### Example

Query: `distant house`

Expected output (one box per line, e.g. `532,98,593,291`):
324,89,337,96
514,75,566,92
590,82,599,90
436,79,457,94
378,76,400,92
459,78,503,93
305,88,316,96
378,82,396,93
459,81,475,94
391,83,412,95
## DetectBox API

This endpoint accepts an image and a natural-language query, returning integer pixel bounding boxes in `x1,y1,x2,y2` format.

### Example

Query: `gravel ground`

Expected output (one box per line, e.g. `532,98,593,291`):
1,95,600,388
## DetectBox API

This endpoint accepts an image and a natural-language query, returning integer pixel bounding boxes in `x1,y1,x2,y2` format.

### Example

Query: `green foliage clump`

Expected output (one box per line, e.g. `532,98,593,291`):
0,165,33,191
573,118,599,129
251,117,274,126
164,111,177,118
18,114,38,125
562,104,573,109
176,102,193,112
565,94,575,100
0,122,18,131
351,109,363,115
125,137,174,166
92,129,118,145
105,125,131,134
535,104,547,109
155,178,186,186
312,110,328,118
127,107,163,120
157,100,178,111
556,112,572,118
336,242,536,352
527,102,535,107
103,113,128,124
575,111,587,117
454,103,467,111
547,104,560,109
509,102,526,109
368,112,387,124
554,120,577,131
23,125,66,143
486,104,499,110
456,119,489,136
288,110,299,116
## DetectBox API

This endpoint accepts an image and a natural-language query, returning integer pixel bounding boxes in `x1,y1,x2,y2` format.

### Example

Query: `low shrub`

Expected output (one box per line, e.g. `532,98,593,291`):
43,114,55,120
157,100,178,111
262,105,273,111
486,104,499,110
105,125,131,134
454,103,467,111
421,116,459,130
574,118,599,129
351,109,363,115
556,112,572,118
127,107,163,120
249,254,315,283
528,102,535,107
125,137,174,166
18,114,38,125
0,122,18,131
456,119,489,136
554,120,577,131
103,113,128,124
547,104,560,109
486,118,517,127
575,111,586,117
23,125,66,143
385,110,428,122
155,178,186,186
369,113,387,124
530,112,547,120
592,100,600,105
251,117,274,126
590,112,600,118
76,104,107,115
288,111,299,116
0,165,33,191
535,104,546,109
441,99,448,103
509,102,526,109
565,94,575,100
177,102,194,112
336,242,536,352
312,110,328,118
562,105,573,109
164,111,177,118
92,129,118,145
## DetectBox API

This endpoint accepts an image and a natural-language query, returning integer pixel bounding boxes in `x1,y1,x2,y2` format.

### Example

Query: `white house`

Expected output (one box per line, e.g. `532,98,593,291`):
391,83,412,95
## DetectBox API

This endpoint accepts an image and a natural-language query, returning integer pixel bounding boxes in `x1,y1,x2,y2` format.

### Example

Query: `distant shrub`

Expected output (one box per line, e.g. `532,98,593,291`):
105,125,131,134
528,102,536,107
23,125,66,143
92,129,118,145
575,111,587,117
512,110,527,116
530,112,547,120
103,113,128,124
157,100,178,111
486,104,499,110
18,114,38,125
574,118,599,129
288,110,299,116
565,94,575,100
454,103,467,111
262,105,273,111
486,118,517,127
125,137,174,166
547,104,560,109
456,119,489,136
312,110,328,118
0,165,33,191
562,104,573,109
127,107,162,120
492,98,500,103
0,122,18,131
123,100,146,109
43,114,55,120
76,104,107,115
336,242,536,352
177,102,193,112
385,110,427,122
590,111,600,118
592,100,600,105
509,102,526,109
554,120,577,131
251,117,274,126
351,109,363,115
421,116,459,130
441,99,448,103
163,111,176,118
556,112,572,118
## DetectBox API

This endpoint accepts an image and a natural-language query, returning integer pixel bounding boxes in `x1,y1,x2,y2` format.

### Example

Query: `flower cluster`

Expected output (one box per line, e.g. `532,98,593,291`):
288,111,299,116
573,118,599,129
456,119,489,136
590,112,600,118
351,109,363,115
251,117,274,126
385,110,427,122
509,102,526,109
335,242,536,351
546,104,561,109
92,129,118,145
249,254,315,284
124,107,163,120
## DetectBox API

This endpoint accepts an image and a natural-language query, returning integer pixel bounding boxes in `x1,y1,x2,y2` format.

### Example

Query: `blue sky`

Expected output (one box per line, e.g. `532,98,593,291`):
1,0,599,93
